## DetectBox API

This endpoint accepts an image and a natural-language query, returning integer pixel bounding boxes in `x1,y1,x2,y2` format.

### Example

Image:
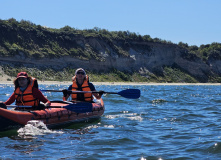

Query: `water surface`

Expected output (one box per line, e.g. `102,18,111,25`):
0,84,221,159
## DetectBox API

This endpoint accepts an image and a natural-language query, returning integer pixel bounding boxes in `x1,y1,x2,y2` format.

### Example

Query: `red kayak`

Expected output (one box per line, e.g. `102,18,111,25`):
0,100,104,131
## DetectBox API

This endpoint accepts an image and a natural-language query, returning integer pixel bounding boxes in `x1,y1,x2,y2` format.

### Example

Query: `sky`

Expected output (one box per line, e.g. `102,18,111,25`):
0,0,221,46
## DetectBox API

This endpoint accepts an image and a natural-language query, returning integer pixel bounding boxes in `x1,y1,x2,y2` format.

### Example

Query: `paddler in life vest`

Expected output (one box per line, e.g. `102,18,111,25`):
62,68,103,102
3,72,50,109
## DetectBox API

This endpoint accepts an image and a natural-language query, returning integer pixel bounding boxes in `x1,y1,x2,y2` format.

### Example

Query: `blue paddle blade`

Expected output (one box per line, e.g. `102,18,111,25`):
64,102,93,113
118,89,141,99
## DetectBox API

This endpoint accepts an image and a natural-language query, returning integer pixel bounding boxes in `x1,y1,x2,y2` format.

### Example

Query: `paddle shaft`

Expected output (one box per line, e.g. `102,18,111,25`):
6,103,93,113
6,105,66,108
42,90,108,94
41,89,140,99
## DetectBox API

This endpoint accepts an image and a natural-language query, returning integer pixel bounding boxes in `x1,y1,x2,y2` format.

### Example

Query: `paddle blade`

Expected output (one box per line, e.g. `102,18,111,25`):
118,89,141,99
63,102,93,113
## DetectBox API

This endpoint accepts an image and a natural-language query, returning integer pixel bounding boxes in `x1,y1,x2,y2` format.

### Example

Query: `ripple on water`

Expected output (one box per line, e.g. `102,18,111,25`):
1,85,221,159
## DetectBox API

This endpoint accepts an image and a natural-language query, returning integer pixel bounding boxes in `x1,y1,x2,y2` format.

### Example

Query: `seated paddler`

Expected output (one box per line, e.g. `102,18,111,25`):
62,68,103,102
3,72,50,109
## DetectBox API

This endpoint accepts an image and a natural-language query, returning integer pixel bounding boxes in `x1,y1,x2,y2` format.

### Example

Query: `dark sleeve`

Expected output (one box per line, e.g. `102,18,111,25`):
68,85,72,90
89,82,96,91
34,80,38,89
32,88,50,104
67,85,72,96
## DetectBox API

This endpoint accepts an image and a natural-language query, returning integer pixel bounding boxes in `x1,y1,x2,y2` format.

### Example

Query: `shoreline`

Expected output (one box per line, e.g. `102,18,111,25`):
0,80,221,85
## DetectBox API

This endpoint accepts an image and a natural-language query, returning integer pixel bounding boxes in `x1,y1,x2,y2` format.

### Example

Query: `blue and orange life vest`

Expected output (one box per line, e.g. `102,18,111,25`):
14,78,40,106
71,75,93,102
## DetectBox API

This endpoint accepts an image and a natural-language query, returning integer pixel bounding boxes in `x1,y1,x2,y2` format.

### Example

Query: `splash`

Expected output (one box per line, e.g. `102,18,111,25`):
105,112,143,121
104,125,115,128
17,120,63,137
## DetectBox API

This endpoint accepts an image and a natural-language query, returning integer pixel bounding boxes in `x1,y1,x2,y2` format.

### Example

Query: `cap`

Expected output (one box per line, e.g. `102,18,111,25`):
75,68,86,75
17,72,28,78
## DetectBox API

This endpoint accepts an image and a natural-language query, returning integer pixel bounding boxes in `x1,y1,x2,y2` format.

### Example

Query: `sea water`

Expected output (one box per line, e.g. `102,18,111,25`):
0,84,221,159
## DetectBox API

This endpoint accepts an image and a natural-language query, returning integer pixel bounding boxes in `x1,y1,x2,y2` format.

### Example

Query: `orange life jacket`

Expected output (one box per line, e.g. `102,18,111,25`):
71,75,92,102
14,78,40,106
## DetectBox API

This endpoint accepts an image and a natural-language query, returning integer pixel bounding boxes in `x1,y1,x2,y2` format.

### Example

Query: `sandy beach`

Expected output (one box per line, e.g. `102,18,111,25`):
0,71,220,86
0,80,220,85
0,69,220,85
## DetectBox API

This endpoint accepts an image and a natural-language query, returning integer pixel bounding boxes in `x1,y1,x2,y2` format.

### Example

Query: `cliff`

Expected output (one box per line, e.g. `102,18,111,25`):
0,19,221,82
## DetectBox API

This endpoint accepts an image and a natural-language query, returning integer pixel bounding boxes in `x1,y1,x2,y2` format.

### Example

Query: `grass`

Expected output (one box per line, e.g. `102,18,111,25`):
2,65,204,83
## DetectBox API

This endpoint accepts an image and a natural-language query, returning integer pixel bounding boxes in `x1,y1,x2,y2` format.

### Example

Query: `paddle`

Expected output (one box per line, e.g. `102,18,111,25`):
41,89,141,99
4,101,92,113
51,101,92,113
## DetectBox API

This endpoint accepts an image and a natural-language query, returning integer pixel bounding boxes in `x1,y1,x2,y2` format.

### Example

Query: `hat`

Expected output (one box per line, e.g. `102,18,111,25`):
75,68,86,75
17,72,28,78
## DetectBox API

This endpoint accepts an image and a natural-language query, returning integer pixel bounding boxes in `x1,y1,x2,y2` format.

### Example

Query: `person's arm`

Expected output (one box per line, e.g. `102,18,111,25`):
32,88,50,106
63,85,72,101
4,92,16,105
89,83,102,99
34,80,38,89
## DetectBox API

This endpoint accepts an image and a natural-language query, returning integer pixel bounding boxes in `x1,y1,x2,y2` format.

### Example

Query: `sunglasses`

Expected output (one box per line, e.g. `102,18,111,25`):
77,72,85,75
18,77,27,81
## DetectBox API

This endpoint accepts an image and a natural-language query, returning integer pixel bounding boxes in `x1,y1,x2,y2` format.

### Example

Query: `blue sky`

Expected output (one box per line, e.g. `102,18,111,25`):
1,0,220,46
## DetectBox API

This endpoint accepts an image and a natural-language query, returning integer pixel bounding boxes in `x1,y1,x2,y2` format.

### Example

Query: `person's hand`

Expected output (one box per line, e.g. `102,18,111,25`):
98,90,104,95
0,101,7,109
62,89,68,97
44,102,50,107
96,90,104,99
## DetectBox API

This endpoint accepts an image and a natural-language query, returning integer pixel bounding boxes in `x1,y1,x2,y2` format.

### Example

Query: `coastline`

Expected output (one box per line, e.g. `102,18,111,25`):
0,72,220,86
0,80,221,85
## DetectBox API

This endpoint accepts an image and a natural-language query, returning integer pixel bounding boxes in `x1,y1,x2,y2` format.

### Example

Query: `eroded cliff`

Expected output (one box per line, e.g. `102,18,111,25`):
0,19,220,82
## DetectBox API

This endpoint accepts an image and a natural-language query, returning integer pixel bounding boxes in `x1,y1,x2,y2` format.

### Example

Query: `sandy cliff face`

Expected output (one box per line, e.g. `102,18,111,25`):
2,19,221,82
0,37,213,82
207,53,221,76
84,38,211,82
